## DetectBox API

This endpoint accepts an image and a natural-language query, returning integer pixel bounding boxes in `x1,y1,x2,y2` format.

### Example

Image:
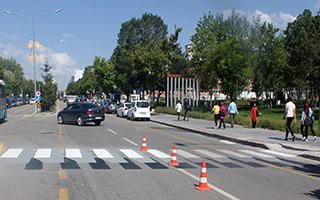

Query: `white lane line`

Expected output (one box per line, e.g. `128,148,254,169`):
177,150,200,159
34,149,52,158
217,150,250,158
93,149,114,158
147,149,171,158
194,150,224,158
65,149,82,158
122,137,138,146
120,149,144,158
107,128,118,135
1,148,23,158
177,168,240,200
239,150,273,158
219,140,236,145
260,150,296,158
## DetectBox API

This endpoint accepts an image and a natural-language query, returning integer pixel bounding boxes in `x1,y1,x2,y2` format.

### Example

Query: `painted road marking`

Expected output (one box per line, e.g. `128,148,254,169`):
177,150,200,159
93,149,114,158
120,149,144,158
0,143,3,153
59,169,67,180
239,150,273,158
107,128,117,135
260,150,296,158
219,140,236,145
217,150,250,158
147,149,171,159
34,149,52,158
59,188,69,200
65,149,82,158
194,150,224,158
1,148,23,158
122,137,138,146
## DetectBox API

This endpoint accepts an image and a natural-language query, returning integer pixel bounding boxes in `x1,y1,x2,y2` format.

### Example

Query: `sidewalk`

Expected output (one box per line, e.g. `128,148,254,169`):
150,113,320,161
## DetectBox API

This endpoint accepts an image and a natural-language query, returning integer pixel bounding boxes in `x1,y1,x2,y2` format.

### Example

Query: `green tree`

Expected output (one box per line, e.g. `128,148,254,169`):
41,62,57,111
92,56,116,95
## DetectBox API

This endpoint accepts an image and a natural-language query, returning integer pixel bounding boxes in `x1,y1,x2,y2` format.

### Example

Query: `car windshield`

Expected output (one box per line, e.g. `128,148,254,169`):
124,103,131,107
81,103,99,108
137,102,149,108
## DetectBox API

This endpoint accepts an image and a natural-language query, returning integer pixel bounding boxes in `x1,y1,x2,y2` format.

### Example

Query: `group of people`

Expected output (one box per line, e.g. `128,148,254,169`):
174,98,191,121
285,97,317,142
211,99,240,129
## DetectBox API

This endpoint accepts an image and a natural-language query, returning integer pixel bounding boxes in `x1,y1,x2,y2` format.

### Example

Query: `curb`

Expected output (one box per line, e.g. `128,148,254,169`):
150,119,269,150
151,119,320,161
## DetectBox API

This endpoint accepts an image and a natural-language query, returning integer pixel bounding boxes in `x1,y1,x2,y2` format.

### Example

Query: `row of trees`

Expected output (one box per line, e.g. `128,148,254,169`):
67,9,320,105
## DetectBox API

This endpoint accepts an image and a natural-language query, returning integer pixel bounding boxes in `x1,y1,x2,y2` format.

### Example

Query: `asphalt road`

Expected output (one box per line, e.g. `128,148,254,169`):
0,102,319,200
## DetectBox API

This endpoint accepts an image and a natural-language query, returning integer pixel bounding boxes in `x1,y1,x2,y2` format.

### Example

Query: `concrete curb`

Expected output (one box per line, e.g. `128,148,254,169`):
151,118,320,161
151,119,269,150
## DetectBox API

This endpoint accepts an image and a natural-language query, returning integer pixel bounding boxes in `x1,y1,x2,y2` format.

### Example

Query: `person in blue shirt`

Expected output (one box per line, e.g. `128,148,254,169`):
228,99,238,128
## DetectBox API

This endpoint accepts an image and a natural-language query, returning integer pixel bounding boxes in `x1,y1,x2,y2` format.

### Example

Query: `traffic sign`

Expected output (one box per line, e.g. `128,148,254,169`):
36,96,41,102
36,91,41,96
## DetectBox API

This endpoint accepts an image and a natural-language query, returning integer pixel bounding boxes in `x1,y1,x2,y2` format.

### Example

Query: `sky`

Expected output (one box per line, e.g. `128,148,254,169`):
0,0,319,91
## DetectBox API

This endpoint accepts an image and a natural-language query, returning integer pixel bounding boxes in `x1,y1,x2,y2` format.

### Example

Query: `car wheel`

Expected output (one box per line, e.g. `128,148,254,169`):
95,121,101,126
57,115,64,124
77,116,84,126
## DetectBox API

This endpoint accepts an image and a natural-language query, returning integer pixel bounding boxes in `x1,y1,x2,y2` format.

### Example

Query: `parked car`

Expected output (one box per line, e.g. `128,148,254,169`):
29,98,36,104
10,99,17,107
105,101,117,114
116,102,131,117
127,100,150,121
57,102,105,126
67,95,78,105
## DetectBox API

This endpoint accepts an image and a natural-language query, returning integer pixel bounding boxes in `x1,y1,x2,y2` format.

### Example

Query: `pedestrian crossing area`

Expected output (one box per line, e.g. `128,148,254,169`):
0,147,297,170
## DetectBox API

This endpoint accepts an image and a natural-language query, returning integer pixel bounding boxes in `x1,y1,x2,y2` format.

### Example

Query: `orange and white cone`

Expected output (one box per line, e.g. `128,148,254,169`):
168,144,180,166
195,160,212,191
140,134,148,151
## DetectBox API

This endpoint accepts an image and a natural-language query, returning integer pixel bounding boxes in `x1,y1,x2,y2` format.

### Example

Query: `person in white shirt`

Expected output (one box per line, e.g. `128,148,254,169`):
285,96,296,141
175,101,182,120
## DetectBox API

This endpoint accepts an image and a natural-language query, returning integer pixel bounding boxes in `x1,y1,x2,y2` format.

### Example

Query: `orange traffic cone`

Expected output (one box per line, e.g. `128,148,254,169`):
168,144,180,166
195,160,212,191
140,134,148,151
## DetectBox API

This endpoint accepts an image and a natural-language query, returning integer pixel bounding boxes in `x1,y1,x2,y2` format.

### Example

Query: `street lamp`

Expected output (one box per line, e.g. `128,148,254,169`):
4,9,62,113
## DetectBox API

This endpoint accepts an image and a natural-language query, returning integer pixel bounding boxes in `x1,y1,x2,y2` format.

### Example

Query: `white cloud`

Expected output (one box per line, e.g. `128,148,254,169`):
0,32,18,41
0,43,24,58
223,9,296,30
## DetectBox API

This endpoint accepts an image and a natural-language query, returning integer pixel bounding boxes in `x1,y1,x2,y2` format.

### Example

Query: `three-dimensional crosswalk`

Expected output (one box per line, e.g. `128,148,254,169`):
0,147,296,170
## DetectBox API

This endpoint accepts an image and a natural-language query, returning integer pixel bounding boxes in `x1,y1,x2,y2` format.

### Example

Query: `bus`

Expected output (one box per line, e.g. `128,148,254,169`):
0,80,6,122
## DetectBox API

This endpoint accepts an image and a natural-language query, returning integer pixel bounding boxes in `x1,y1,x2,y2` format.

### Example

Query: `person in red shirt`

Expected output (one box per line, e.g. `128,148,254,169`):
250,102,259,128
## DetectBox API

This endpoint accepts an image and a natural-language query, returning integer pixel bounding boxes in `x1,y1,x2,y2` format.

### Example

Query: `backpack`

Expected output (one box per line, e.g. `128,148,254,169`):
221,109,226,116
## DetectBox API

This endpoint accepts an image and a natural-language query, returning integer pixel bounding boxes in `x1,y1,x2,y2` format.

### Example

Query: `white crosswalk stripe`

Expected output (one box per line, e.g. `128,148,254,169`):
34,149,52,158
0,147,296,165
1,149,23,158
93,149,114,158
65,149,82,158
216,150,250,158
177,150,200,159
260,150,296,158
194,150,224,158
239,150,273,158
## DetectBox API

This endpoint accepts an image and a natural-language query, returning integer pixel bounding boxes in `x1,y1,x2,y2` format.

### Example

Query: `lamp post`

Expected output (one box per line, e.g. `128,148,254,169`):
4,9,62,113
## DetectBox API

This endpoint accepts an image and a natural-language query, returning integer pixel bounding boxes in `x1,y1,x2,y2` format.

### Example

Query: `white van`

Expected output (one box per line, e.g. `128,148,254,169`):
127,100,150,121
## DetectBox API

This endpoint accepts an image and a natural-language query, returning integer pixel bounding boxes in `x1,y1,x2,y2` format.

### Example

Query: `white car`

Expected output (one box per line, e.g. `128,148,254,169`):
127,100,150,121
29,98,36,104
116,102,131,117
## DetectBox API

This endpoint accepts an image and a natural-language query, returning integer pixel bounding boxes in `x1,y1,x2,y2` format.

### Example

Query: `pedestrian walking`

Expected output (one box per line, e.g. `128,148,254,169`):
285,96,296,141
212,102,220,129
219,102,227,129
175,101,182,120
300,103,311,141
308,104,317,140
250,102,259,128
228,99,238,128
183,98,190,121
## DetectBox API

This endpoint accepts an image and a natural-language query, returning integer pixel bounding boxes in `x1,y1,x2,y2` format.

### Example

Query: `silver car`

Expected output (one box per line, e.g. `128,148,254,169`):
116,103,131,117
